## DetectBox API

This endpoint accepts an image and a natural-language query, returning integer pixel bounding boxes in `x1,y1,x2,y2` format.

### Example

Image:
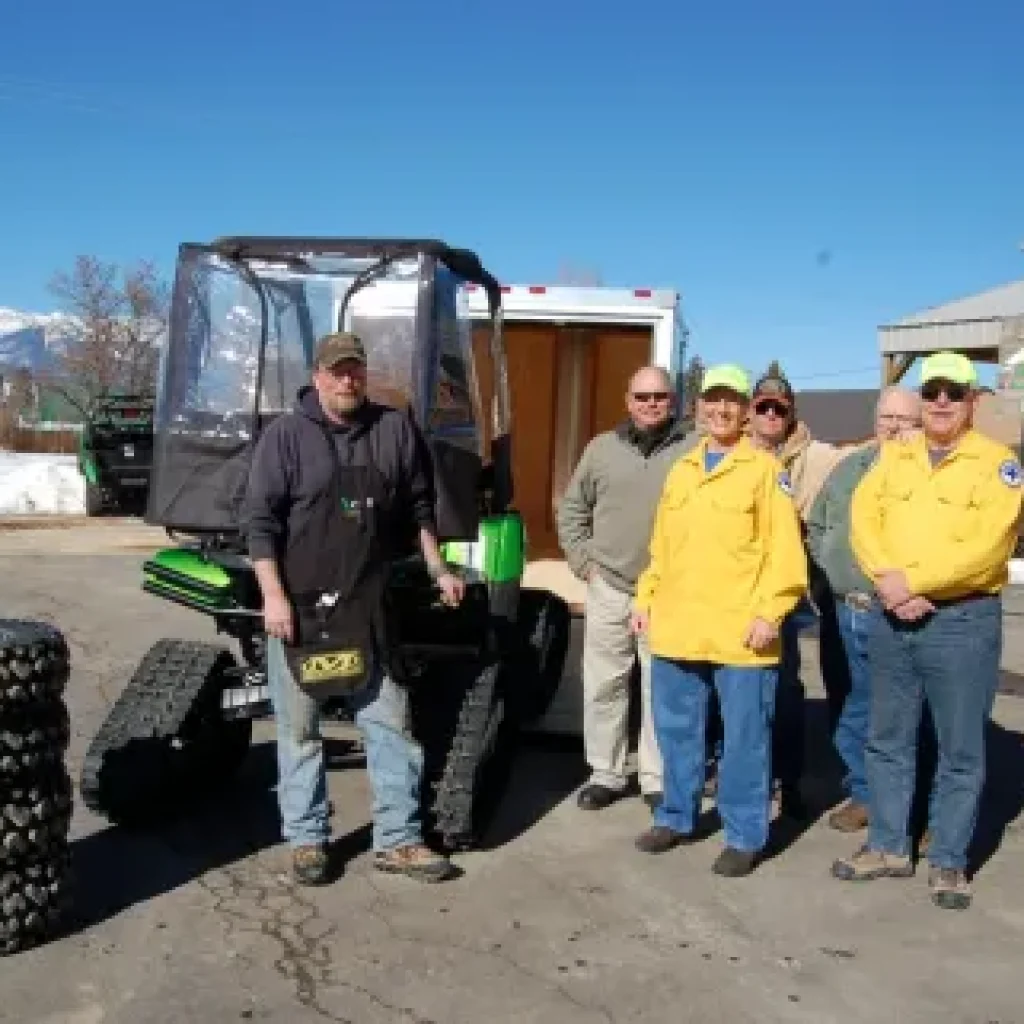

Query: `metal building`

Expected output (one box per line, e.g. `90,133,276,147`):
878,277,1024,385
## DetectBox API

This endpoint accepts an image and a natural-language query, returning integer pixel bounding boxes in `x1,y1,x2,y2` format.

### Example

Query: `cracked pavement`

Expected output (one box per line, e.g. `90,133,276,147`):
1,520,1023,1023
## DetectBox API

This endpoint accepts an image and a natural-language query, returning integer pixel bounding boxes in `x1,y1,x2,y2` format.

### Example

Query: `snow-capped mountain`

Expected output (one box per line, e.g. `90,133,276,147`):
0,306,79,372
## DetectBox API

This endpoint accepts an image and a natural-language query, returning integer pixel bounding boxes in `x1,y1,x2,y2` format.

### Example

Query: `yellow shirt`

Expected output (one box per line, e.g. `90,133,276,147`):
634,435,808,666
850,429,1023,600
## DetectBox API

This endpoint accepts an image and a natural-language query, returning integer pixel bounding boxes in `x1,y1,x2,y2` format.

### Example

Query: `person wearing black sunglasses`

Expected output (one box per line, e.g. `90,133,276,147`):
556,365,699,814
833,351,1023,912
741,368,843,821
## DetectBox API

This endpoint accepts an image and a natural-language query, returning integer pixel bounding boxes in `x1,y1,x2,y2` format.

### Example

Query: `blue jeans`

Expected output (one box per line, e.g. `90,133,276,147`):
266,637,425,852
834,600,872,805
652,657,778,853
866,596,1002,871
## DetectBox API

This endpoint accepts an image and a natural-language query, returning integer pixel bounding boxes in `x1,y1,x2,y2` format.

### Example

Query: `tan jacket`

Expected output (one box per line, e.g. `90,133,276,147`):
776,421,843,521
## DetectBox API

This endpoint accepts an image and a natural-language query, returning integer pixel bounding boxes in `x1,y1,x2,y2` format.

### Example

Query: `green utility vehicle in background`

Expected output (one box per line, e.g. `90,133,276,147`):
79,236,570,850
77,392,155,516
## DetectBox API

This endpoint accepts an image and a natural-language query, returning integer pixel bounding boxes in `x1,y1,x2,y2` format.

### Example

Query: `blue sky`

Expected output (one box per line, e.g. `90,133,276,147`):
1,0,1022,389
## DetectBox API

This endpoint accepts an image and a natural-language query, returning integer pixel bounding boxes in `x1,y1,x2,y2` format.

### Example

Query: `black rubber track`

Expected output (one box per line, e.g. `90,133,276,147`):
0,765,73,864
80,639,253,825
417,659,518,851
0,621,70,714
0,847,72,955
0,701,70,780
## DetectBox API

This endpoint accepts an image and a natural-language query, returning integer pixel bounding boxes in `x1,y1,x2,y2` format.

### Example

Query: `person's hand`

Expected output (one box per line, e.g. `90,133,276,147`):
629,611,649,636
891,596,935,622
744,616,778,652
436,571,465,607
263,592,294,643
876,570,912,610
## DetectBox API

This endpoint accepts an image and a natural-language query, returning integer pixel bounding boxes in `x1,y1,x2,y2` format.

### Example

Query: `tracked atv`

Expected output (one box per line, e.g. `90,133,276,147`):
80,237,570,850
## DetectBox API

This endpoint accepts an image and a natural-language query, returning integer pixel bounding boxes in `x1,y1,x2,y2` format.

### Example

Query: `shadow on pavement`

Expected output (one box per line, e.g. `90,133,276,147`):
67,737,367,933
969,721,1024,877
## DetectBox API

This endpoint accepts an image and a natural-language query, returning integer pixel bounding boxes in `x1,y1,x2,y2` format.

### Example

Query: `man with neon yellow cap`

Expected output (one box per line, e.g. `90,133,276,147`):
832,351,1022,911
631,363,807,876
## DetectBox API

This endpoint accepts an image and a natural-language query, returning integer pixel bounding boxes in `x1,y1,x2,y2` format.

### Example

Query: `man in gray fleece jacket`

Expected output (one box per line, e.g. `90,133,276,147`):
556,365,698,810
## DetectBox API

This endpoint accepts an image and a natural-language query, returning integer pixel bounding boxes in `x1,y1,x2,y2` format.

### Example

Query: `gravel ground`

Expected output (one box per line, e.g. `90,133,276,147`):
1,517,1022,1024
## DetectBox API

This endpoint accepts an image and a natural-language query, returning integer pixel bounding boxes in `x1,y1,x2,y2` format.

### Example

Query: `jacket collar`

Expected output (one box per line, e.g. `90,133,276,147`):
682,433,758,474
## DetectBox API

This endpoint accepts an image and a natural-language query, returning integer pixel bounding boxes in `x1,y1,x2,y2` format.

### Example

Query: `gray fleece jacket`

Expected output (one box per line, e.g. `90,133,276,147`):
555,419,698,595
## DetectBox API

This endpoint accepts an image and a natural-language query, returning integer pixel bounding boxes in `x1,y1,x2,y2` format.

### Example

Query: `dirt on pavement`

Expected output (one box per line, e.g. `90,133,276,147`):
1,519,1023,1024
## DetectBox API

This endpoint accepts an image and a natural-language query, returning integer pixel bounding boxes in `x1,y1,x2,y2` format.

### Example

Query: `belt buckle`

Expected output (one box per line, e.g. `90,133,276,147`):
845,591,873,611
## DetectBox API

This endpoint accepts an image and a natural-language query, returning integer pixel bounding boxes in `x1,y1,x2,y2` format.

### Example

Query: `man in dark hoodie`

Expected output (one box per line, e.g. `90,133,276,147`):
556,365,698,811
243,331,463,887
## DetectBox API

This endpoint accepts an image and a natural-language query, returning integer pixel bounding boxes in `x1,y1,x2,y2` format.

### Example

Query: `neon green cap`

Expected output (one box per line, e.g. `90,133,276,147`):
700,363,751,398
920,351,977,387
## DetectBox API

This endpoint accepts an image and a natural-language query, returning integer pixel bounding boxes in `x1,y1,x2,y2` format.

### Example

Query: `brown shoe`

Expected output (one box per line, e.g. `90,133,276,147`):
292,843,332,886
928,866,972,911
635,825,695,854
831,844,915,882
828,800,869,833
374,843,456,883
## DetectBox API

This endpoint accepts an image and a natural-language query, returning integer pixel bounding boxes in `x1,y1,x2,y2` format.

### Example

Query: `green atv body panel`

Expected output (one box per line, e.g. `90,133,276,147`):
440,512,525,583
143,547,254,616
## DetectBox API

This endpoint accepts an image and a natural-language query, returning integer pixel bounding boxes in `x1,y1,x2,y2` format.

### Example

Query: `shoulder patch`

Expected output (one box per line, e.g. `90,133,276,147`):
998,459,1022,488
777,471,794,496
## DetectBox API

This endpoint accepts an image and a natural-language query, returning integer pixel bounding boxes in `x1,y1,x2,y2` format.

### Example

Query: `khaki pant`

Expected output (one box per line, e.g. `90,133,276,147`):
582,574,662,795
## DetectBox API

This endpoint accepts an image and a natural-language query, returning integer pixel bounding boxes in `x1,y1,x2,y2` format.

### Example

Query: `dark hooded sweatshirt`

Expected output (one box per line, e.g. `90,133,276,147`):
242,386,436,586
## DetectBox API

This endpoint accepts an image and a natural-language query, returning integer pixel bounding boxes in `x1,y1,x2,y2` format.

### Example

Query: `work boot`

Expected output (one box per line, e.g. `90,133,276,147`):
827,799,869,833
374,843,456,883
928,866,972,911
635,824,693,854
577,784,625,811
712,847,758,877
831,844,914,882
292,843,332,886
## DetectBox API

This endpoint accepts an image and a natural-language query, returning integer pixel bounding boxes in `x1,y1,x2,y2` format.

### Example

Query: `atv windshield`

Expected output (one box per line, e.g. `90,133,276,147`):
147,241,509,537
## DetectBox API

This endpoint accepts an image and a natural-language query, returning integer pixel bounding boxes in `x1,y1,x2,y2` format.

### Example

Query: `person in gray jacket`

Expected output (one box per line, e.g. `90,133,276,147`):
556,365,698,810
805,385,921,832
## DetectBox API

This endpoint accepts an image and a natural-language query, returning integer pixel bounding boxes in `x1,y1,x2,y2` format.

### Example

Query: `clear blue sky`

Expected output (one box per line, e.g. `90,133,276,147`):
2,0,1022,389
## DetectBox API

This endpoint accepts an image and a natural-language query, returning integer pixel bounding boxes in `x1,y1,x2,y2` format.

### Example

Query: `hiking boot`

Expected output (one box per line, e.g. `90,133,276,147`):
635,824,693,854
712,847,758,877
831,844,914,882
928,866,972,911
374,843,456,883
828,799,869,833
292,843,332,886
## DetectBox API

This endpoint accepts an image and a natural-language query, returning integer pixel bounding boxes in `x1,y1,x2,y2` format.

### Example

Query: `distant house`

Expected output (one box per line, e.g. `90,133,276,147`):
794,389,877,445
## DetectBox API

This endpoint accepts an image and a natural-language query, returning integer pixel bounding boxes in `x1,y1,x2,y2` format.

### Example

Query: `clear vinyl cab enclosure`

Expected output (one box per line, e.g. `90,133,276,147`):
80,237,570,851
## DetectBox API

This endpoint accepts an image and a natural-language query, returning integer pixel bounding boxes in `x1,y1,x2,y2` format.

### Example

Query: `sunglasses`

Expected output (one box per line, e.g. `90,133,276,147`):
632,391,671,402
920,381,969,402
753,399,790,417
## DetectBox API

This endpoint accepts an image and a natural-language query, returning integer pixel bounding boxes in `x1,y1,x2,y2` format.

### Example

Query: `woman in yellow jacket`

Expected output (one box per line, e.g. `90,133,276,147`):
631,364,808,876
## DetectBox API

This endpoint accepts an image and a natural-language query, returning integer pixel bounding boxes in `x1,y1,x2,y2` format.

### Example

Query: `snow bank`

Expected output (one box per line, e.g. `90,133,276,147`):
0,452,86,515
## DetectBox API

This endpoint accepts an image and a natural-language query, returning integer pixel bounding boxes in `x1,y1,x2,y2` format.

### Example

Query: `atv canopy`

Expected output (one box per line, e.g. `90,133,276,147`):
146,237,512,542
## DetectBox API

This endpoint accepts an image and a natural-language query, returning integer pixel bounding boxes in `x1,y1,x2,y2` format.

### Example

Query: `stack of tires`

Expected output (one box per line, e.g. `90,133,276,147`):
0,620,74,955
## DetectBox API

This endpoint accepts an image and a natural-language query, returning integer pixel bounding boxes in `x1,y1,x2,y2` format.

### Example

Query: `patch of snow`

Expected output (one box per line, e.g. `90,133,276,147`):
0,452,85,514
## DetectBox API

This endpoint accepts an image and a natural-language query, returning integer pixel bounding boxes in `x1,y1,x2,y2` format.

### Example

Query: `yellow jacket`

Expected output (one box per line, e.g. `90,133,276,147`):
634,435,808,666
850,429,1023,600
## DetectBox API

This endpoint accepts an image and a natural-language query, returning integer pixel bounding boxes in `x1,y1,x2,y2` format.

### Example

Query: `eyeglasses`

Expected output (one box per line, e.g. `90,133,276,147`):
920,382,969,402
631,391,671,402
753,400,790,417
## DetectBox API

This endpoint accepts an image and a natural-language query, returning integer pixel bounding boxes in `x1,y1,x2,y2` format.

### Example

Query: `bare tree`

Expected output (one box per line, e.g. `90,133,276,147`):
679,354,705,425
41,255,168,415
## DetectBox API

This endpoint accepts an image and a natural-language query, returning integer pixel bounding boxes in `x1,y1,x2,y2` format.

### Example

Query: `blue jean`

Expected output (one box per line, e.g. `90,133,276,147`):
266,636,425,852
865,596,1002,871
834,600,872,804
652,657,778,853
